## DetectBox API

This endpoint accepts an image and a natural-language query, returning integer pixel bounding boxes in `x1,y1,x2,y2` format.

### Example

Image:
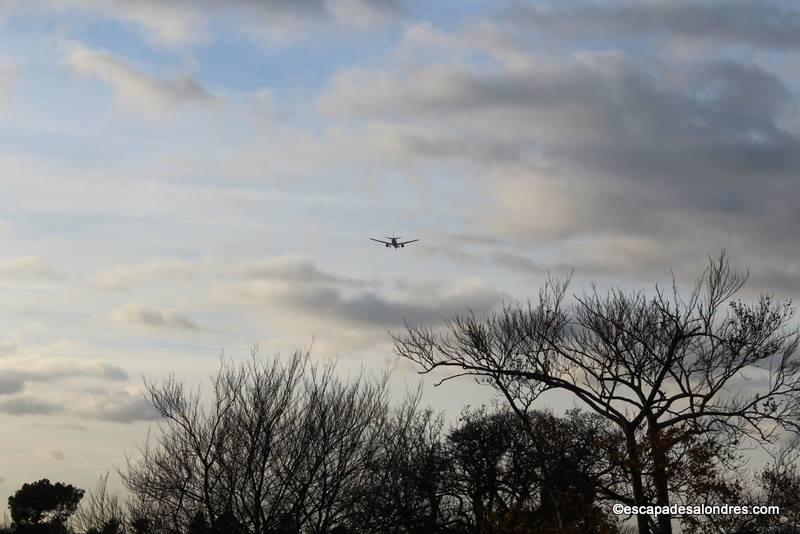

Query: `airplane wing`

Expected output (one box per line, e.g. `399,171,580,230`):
370,238,391,245
398,239,419,245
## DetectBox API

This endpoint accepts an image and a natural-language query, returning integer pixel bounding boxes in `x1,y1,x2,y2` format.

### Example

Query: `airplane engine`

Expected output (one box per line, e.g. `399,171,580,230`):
386,244,390,247
401,244,405,247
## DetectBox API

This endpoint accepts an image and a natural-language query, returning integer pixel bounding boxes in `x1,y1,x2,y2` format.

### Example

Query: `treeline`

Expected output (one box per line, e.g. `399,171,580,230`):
3,253,800,534
3,350,799,533
2,349,621,534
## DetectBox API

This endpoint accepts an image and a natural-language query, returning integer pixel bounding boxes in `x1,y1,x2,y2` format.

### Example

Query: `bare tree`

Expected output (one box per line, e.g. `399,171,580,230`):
72,473,127,534
393,253,800,534
283,359,392,533
355,388,454,533
122,347,394,534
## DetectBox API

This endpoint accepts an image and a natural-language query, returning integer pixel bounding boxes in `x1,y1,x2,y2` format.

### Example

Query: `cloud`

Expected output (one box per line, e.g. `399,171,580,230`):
91,260,193,290
492,252,548,276
327,0,402,30
0,396,64,416
221,258,505,329
0,359,129,395
75,388,160,423
35,448,65,461
322,281,503,327
312,15,800,286
29,421,88,431
506,0,800,50
111,304,206,332
41,0,402,46
0,388,159,423
47,0,207,45
0,256,63,280
235,256,372,288
65,42,215,113
0,340,18,357
0,377,23,395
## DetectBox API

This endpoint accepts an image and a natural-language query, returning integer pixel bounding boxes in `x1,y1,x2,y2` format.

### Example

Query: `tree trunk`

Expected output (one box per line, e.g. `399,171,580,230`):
625,431,650,534
648,423,672,534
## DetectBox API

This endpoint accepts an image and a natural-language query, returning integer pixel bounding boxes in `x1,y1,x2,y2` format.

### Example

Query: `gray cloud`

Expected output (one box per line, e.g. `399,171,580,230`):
507,0,800,50
66,42,215,113
0,376,23,395
0,360,128,396
236,256,372,288
29,421,89,431
492,252,548,276
224,259,506,329
0,396,64,416
76,388,160,423
326,285,503,327
111,304,206,332
315,16,800,286
0,388,159,423
321,55,798,184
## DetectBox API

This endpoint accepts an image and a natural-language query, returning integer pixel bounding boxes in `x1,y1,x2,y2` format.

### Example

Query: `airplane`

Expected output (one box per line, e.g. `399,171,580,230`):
370,233,419,249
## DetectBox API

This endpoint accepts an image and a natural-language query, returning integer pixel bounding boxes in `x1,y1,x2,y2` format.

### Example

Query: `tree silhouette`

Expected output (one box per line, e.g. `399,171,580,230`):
186,512,211,534
85,517,122,534
8,479,84,533
356,392,452,533
122,348,394,534
447,407,619,534
118,346,626,533
393,253,800,534
72,474,125,534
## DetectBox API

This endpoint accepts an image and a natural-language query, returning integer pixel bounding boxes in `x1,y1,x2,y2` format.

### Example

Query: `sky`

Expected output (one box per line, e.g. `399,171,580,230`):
1,0,800,508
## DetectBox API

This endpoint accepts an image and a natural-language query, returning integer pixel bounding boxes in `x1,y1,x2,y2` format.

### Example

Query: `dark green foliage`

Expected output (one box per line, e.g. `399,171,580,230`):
8,479,84,529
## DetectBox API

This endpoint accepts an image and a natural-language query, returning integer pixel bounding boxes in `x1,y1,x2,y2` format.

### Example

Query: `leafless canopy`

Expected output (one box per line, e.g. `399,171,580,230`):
393,252,800,534
121,347,394,534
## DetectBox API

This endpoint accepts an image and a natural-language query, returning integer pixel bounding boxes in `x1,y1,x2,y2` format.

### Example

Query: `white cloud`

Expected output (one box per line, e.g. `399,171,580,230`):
40,0,401,47
65,42,215,113
47,0,207,46
91,260,194,290
0,256,63,280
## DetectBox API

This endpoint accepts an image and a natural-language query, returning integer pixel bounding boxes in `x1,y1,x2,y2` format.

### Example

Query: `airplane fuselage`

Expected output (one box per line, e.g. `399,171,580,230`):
370,234,419,249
